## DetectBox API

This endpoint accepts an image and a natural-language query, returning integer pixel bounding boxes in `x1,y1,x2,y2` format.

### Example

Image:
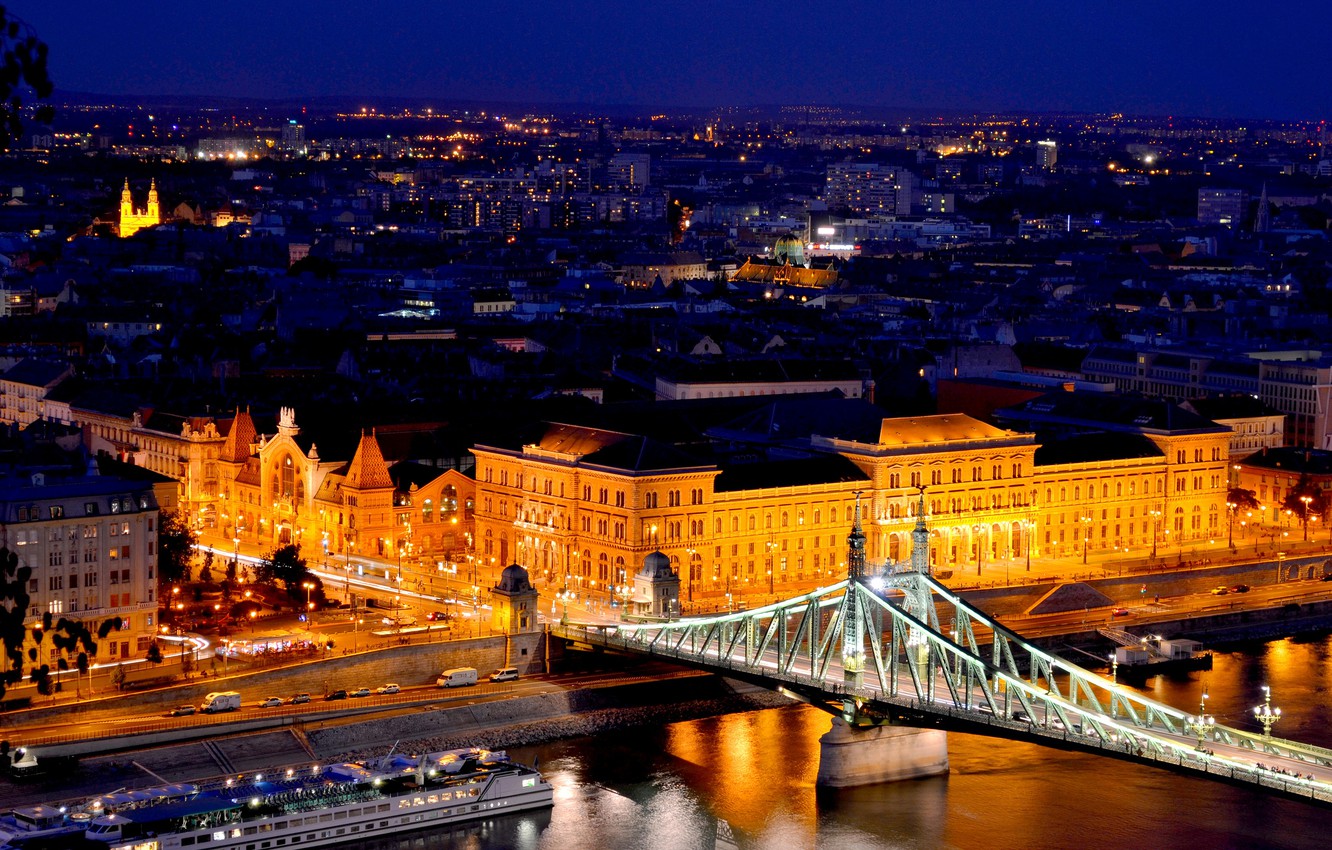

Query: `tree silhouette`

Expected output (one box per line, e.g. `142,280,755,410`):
256,544,319,606
1281,474,1328,520
1227,487,1261,513
0,545,122,701
158,509,197,585
0,8,53,150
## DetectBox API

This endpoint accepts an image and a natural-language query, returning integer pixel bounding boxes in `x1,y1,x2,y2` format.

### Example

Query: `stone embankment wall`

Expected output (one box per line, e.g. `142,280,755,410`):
4,632,550,726
313,678,794,761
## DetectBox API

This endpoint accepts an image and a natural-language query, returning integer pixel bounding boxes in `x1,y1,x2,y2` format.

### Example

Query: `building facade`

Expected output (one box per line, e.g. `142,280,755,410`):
2,467,161,670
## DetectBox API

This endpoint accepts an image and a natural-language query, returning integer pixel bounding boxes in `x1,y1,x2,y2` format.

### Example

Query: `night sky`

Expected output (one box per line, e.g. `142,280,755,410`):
27,2,1330,118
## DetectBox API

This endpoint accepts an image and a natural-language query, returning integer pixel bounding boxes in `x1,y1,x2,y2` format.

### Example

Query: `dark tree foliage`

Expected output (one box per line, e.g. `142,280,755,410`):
0,545,122,700
158,509,198,585
1281,474,1329,520
1227,487,1261,512
0,7,53,150
256,544,312,605
146,641,162,665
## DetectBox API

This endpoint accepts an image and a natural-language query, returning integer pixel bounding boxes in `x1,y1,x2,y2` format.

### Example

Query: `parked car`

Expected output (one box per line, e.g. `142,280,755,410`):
258,697,283,708
349,687,371,698
1111,607,1131,617
1210,586,1229,595
1230,584,1250,593
376,683,400,694
325,690,348,701
289,693,311,705
489,667,519,683
169,705,196,717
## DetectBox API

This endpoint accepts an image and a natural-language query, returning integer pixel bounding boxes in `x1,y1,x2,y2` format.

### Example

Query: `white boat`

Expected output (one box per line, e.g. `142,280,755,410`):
2,748,552,850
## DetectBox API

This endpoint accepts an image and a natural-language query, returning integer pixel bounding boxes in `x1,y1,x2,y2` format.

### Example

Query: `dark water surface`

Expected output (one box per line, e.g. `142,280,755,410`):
362,634,1332,849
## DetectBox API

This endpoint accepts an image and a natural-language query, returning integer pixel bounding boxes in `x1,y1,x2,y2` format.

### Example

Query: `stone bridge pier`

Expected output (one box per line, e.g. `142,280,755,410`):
816,718,949,787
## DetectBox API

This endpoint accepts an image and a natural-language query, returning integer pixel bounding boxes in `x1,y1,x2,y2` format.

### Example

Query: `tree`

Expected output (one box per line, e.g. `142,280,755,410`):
1281,475,1329,540
0,545,120,701
0,9,52,150
146,640,163,666
256,544,315,606
199,562,214,584
1227,487,1261,513
158,509,197,585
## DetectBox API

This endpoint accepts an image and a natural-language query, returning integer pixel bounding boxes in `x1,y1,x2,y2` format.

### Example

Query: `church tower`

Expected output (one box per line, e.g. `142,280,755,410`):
119,178,162,238
119,179,134,222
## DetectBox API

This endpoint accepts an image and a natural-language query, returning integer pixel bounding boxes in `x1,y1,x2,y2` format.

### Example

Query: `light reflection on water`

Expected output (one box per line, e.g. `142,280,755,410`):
351,634,1332,850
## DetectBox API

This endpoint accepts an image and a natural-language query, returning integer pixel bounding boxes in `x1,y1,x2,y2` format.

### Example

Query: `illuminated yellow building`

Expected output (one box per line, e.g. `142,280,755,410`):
119,178,161,238
473,407,1230,611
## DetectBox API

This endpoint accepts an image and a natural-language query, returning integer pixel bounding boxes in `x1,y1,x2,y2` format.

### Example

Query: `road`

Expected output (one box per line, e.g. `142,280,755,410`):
4,664,705,748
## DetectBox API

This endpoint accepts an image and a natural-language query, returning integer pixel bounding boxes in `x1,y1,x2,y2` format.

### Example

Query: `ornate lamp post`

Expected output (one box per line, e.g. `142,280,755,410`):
1300,495,1312,541
1254,685,1281,740
1081,516,1092,565
1187,689,1215,752
1149,509,1161,559
302,581,315,630
1226,501,1236,549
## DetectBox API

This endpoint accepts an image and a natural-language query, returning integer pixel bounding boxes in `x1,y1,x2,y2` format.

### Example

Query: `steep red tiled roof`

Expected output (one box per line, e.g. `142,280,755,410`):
220,409,257,462
344,431,393,490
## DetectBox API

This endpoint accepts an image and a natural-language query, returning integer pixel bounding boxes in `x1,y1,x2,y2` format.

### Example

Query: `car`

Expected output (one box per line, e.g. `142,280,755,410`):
349,687,371,698
257,697,283,708
169,705,196,717
289,693,311,705
376,683,400,695
1210,586,1229,595
1230,584,1250,593
1111,607,1131,617
489,667,519,683
324,689,348,701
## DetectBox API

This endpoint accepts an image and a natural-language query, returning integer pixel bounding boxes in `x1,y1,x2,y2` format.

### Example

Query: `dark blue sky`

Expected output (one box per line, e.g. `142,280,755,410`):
27,2,1330,118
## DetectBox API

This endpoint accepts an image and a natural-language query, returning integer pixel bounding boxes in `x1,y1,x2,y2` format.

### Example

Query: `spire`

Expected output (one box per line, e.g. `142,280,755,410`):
846,492,866,581
1255,182,1269,234
911,487,931,575
147,178,160,218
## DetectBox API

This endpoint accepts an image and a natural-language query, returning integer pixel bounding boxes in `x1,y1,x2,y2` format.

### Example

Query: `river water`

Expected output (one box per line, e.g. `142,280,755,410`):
362,634,1332,850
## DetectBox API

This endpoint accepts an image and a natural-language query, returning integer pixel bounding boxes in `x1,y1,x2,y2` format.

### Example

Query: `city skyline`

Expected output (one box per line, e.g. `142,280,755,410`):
26,1,1332,121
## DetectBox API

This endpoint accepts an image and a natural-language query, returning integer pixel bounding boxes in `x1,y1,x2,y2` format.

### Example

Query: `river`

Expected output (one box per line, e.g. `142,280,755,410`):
363,634,1332,849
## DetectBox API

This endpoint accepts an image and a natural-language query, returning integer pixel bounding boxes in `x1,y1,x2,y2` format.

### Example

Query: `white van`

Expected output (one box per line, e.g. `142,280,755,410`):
200,691,242,713
436,667,478,688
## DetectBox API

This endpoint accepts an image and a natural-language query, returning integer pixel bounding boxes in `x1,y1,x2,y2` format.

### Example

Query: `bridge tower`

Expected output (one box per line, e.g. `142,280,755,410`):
840,494,867,694
911,487,930,575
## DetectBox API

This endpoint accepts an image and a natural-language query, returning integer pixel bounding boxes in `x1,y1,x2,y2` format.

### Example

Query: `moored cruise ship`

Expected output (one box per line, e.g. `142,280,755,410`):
0,747,552,850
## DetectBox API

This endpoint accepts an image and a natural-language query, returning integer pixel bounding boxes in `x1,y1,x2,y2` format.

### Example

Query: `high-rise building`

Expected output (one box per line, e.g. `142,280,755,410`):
281,120,307,156
824,163,913,215
1036,140,1058,170
1197,188,1247,227
607,153,650,192
119,178,160,238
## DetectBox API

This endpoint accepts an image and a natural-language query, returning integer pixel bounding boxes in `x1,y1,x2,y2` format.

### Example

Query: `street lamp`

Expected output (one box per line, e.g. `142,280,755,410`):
972,524,985,576
302,581,315,630
1149,510,1161,559
1226,501,1236,549
1080,516,1092,565
1023,519,1035,572
232,536,241,573
1254,685,1281,740
1301,495,1313,541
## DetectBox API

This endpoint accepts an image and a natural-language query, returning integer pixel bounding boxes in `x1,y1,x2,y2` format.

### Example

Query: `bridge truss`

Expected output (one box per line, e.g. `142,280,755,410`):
555,570,1332,806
